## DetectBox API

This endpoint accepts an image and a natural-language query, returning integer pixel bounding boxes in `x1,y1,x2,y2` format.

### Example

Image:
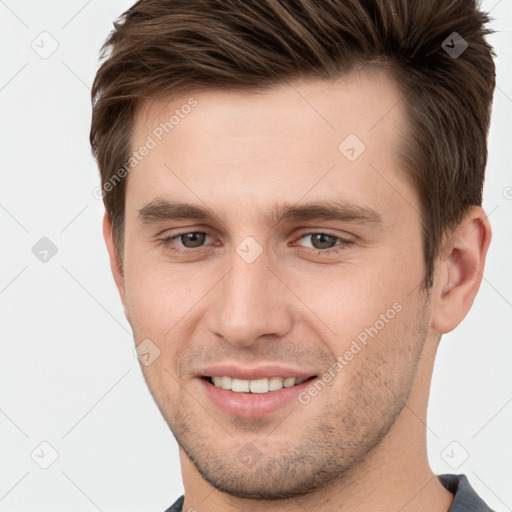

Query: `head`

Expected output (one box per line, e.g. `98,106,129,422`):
91,0,495,501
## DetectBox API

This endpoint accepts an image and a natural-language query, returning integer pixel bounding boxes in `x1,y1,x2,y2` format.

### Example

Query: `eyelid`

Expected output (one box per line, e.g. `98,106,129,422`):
154,223,213,238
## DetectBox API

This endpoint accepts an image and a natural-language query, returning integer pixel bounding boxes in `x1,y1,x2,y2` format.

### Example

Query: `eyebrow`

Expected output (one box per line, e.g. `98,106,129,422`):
138,198,384,227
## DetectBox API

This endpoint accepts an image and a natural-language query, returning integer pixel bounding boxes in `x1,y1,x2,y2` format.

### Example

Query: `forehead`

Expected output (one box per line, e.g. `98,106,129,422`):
127,67,416,224
134,65,406,150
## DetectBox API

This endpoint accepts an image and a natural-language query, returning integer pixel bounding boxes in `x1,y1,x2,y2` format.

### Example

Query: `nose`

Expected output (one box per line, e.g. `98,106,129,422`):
206,247,293,347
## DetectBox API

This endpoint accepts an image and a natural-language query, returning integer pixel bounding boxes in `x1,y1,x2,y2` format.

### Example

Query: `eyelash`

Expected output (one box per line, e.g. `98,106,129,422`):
159,231,354,256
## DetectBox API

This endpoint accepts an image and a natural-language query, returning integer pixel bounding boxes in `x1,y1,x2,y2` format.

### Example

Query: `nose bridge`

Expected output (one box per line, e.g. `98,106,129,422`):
209,246,292,346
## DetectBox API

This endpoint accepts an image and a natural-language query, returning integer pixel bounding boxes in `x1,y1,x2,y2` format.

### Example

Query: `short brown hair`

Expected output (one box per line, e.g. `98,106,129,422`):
90,0,496,288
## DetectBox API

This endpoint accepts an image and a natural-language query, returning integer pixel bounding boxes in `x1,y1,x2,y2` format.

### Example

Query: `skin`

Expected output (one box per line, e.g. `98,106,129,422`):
104,67,491,512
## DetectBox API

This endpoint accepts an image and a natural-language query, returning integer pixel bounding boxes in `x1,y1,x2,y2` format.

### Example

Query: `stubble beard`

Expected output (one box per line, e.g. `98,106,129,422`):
159,311,430,499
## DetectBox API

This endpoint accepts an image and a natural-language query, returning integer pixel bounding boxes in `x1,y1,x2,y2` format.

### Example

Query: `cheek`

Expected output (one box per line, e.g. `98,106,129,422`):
123,254,200,336
329,298,427,416
123,264,194,401
286,263,411,343
122,258,213,386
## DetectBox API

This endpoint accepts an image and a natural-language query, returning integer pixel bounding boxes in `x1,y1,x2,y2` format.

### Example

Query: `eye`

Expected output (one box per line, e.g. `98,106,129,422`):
295,232,353,252
178,232,207,248
164,231,214,251
159,230,353,256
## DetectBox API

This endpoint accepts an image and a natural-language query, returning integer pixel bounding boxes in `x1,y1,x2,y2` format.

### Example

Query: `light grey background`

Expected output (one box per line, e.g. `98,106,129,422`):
0,1,511,511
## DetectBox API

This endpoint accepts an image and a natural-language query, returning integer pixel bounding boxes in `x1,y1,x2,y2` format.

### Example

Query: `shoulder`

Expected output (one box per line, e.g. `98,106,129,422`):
439,474,495,512
162,495,184,512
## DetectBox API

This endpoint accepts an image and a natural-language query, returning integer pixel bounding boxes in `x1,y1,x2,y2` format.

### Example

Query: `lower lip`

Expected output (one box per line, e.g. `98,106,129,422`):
199,378,314,418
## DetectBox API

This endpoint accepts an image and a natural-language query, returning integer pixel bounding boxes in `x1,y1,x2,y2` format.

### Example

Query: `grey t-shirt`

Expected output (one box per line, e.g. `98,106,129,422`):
163,473,495,512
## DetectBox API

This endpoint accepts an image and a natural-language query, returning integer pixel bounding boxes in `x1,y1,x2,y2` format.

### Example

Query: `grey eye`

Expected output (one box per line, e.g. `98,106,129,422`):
301,233,339,250
179,232,207,248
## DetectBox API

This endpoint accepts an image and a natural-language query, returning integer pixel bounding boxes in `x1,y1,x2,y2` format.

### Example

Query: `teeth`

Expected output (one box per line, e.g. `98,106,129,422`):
210,376,310,393
221,376,232,389
248,378,267,393
283,377,296,388
231,378,250,392
269,376,284,391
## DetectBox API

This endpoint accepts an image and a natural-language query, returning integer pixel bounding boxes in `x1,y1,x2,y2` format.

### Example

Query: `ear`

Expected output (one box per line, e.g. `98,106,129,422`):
431,206,492,334
102,212,128,317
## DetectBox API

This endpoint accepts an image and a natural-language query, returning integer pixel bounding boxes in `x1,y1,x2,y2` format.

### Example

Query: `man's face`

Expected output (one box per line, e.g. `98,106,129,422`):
118,68,435,497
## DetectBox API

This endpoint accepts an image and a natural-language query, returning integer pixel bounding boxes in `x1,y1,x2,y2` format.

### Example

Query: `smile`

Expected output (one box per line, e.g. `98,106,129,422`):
200,375,318,418
207,376,314,393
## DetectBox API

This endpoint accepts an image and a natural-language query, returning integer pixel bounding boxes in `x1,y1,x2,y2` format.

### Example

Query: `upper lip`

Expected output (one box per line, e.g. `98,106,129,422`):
197,364,317,380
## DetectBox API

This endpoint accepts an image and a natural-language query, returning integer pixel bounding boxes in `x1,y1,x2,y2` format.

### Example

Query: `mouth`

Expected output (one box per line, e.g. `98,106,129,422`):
199,374,318,418
202,375,317,394
196,364,320,417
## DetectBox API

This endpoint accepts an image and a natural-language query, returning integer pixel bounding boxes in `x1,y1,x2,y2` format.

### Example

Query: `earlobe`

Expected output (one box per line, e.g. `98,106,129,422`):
431,206,492,334
102,212,127,308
